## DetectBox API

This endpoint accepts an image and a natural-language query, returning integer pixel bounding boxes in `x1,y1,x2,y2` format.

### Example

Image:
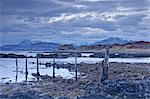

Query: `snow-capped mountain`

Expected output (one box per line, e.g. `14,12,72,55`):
93,37,132,45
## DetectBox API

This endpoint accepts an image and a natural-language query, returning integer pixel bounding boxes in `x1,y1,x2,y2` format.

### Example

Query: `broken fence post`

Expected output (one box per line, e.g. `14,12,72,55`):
101,47,109,83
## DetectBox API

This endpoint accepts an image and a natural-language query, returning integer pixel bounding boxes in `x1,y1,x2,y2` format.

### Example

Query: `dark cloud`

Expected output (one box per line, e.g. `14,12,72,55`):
117,15,146,26
0,0,150,45
119,0,149,9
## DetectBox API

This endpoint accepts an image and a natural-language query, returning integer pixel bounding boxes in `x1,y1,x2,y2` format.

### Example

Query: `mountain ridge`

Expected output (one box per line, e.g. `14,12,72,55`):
0,38,149,51
0,40,59,51
92,37,132,45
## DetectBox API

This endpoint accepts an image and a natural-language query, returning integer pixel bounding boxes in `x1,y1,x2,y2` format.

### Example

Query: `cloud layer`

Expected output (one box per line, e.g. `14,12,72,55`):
1,0,150,45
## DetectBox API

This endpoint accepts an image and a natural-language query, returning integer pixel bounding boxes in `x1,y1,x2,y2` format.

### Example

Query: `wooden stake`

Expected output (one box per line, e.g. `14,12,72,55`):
36,55,40,76
53,53,55,78
25,56,28,82
101,47,109,82
15,57,18,83
75,52,78,81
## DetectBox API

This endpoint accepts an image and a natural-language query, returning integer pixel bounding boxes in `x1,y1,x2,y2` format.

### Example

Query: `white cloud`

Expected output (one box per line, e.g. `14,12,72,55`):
48,8,149,23
48,12,98,23
80,0,117,2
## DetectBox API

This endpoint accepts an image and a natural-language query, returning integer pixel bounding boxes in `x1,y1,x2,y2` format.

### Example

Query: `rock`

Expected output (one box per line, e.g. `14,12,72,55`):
0,93,8,98
77,95,113,99
100,78,150,98
40,95,54,99
58,96,70,99
9,92,33,99
8,91,54,99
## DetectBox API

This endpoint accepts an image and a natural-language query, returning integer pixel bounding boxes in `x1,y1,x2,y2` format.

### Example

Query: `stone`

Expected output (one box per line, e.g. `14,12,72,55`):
77,95,113,99
0,93,8,98
58,96,70,99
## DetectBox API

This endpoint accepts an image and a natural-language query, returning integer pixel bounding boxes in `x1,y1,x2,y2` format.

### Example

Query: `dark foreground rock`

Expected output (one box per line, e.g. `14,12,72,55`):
1,78,150,99
77,95,113,99
84,78,150,99
0,91,54,99
0,83,54,99
58,96,71,99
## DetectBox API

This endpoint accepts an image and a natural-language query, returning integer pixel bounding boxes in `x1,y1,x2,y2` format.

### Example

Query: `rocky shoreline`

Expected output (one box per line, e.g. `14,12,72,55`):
1,52,150,58
0,78,150,99
0,62,150,99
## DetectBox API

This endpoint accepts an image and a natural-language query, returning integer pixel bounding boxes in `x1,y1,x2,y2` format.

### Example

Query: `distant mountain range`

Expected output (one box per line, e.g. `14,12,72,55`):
0,40,59,51
92,37,132,45
0,38,149,51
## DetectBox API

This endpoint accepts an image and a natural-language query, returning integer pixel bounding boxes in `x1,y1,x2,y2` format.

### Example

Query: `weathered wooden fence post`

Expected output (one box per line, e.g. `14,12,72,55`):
75,52,78,81
15,56,18,83
101,47,109,83
53,52,55,78
36,54,40,77
25,56,28,82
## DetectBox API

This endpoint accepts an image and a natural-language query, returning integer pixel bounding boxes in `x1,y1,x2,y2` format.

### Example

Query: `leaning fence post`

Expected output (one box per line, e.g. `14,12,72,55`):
52,52,55,78
101,47,109,83
25,56,28,82
75,52,78,81
15,56,18,83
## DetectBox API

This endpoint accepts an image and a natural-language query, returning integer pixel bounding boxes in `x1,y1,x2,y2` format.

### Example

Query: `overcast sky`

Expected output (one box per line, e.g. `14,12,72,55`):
0,0,150,45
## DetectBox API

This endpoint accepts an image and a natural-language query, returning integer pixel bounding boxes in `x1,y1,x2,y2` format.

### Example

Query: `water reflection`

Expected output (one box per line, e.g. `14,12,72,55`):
0,56,150,83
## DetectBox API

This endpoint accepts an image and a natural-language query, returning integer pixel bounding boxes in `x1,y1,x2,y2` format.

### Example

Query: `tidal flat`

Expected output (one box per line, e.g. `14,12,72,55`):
0,62,150,99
